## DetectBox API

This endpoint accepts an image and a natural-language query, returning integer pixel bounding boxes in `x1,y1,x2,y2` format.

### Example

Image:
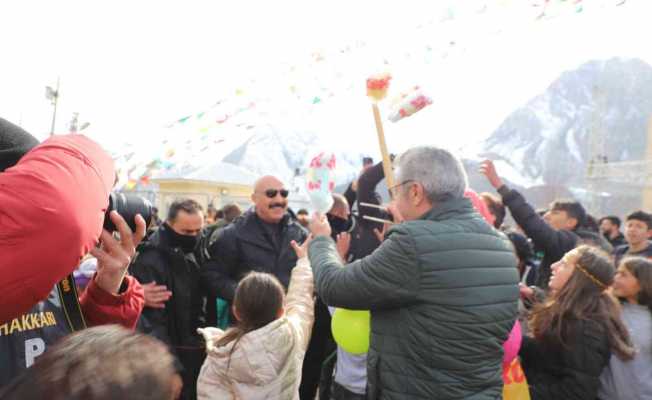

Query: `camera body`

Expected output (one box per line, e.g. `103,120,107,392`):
103,193,153,233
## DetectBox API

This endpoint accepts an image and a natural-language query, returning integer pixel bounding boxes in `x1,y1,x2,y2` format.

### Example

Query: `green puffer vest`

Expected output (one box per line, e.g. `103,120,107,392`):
309,197,520,400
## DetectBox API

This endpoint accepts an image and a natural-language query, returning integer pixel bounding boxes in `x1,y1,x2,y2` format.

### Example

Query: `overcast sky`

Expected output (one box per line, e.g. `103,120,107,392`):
2,0,651,153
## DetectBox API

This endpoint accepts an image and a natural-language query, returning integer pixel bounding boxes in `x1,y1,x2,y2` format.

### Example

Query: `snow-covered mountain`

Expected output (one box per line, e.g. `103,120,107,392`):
113,57,652,215
479,57,652,188
222,125,364,188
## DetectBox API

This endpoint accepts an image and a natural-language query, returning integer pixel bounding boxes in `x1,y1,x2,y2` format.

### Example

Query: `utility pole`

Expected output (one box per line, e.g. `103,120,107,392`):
585,85,606,215
46,77,60,136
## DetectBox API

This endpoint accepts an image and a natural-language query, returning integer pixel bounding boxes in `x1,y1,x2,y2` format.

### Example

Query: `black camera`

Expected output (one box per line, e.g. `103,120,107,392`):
103,193,153,233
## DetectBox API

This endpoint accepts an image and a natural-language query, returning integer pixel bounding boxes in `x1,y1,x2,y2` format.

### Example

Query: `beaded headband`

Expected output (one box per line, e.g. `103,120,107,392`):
574,262,607,290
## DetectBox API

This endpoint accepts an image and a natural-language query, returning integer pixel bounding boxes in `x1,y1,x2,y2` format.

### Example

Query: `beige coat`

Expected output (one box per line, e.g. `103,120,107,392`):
196,258,314,400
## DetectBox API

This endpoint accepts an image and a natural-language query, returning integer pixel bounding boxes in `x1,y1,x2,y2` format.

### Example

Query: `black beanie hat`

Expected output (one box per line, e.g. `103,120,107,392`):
0,118,40,172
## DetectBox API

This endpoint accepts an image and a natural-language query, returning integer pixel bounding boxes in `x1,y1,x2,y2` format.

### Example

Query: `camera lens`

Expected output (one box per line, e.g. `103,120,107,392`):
103,193,153,233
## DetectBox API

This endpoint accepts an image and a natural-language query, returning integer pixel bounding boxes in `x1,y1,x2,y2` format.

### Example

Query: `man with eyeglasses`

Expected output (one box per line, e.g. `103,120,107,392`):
307,146,520,400
200,174,308,310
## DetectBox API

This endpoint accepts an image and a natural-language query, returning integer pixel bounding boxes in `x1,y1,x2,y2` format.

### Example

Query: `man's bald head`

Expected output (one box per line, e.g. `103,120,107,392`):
252,175,289,224
329,193,350,220
254,175,284,194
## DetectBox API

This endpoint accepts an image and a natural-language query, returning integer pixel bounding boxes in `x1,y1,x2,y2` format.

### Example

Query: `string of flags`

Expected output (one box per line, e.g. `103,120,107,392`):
115,0,631,191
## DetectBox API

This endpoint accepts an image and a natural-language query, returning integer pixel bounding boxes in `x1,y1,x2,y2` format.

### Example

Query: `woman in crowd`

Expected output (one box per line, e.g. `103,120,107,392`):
519,245,634,400
598,257,652,400
196,239,314,400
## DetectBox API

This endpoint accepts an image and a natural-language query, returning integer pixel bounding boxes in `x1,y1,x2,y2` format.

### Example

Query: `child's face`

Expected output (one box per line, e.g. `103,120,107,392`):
549,250,578,292
613,266,641,302
625,219,650,246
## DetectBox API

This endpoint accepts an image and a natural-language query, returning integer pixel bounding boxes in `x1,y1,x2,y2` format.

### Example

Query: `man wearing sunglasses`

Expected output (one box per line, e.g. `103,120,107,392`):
200,174,308,309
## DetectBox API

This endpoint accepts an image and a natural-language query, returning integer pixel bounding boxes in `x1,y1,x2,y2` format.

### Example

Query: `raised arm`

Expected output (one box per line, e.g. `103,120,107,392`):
308,226,419,310
480,160,575,254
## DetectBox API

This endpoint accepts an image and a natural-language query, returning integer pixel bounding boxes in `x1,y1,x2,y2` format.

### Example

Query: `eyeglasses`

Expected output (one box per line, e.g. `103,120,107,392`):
388,180,415,196
264,189,289,199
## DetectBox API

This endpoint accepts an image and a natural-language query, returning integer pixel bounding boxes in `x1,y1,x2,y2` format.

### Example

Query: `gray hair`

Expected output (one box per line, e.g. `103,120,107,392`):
395,146,468,203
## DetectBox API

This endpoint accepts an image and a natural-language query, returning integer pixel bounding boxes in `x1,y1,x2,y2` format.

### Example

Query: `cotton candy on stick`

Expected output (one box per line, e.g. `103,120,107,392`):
366,73,392,102
306,152,337,213
388,87,432,122
366,73,396,193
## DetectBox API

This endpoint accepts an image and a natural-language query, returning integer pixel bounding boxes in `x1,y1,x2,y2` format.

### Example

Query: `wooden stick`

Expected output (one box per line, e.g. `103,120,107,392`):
363,215,395,225
371,103,396,196
359,202,387,211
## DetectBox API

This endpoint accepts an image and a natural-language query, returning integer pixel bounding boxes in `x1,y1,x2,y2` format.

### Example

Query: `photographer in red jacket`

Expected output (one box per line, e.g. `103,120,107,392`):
0,118,146,386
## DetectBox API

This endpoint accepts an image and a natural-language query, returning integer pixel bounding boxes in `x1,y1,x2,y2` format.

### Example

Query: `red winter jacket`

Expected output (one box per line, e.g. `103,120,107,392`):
0,134,143,328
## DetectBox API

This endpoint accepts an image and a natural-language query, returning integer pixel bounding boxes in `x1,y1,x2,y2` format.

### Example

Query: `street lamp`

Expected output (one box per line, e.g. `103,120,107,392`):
45,77,60,136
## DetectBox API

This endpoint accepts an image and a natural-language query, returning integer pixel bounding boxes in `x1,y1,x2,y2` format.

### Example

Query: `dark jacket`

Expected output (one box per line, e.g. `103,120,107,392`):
345,162,386,262
129,224,205,348
498,186,579,289
520,319,611,400
201,208,308,302
130,225,206,400
613,242,652,267
604,232,626,250
308,197,520,400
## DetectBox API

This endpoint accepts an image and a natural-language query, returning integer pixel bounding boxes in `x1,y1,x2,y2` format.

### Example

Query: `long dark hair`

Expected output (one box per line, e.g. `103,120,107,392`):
529,245,634,360
619,257,652,314
215,272,285,365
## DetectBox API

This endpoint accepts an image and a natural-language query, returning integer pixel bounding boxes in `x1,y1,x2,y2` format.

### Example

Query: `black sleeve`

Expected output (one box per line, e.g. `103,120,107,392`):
200,227,239,302
129,252,172,345
357,162,386,222
343,183,356,213
498,185,577,256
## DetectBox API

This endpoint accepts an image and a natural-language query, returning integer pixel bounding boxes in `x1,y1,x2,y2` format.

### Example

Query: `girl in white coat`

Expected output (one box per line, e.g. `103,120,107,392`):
197,239,314,400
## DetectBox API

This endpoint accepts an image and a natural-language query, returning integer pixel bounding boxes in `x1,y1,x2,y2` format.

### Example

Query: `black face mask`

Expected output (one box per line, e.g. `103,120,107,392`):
328,214,352,236
165,223,199,254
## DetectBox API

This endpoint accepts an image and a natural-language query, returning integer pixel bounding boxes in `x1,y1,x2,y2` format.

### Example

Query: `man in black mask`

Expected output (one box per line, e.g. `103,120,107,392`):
328,194,354,238
129,199,205,400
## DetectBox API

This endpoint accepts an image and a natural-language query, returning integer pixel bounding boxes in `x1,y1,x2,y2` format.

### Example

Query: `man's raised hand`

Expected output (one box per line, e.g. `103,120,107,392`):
479,160,505,190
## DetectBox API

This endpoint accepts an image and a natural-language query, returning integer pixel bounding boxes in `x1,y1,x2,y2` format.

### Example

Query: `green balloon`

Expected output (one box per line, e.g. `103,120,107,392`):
331,308,371,355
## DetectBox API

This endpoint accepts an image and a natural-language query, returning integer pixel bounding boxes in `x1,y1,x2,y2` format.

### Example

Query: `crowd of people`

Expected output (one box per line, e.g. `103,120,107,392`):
0,116,651,400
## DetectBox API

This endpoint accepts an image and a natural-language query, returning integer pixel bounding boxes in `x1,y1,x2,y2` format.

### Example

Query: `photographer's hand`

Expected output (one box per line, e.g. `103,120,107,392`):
91,211,146,294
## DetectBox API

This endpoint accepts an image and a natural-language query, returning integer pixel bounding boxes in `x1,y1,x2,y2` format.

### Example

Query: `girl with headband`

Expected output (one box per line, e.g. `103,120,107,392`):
519,245,634,400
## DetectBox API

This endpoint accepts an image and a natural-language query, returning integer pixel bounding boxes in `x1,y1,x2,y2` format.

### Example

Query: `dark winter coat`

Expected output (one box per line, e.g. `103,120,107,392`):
308,197,520,400
604,232,626,250
613,242,652,267
200,209,308,302
520,319,612,400
344,162,387,262
129,224,205,348
498,186,579,289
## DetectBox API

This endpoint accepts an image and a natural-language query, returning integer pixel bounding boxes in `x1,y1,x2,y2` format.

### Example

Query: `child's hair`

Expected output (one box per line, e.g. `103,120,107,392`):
529,245,634,360
215,272,286,365
619,257,652,314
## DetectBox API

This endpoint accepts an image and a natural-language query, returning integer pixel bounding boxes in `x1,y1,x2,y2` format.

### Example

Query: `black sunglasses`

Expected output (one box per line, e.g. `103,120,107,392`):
264,189,289,198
